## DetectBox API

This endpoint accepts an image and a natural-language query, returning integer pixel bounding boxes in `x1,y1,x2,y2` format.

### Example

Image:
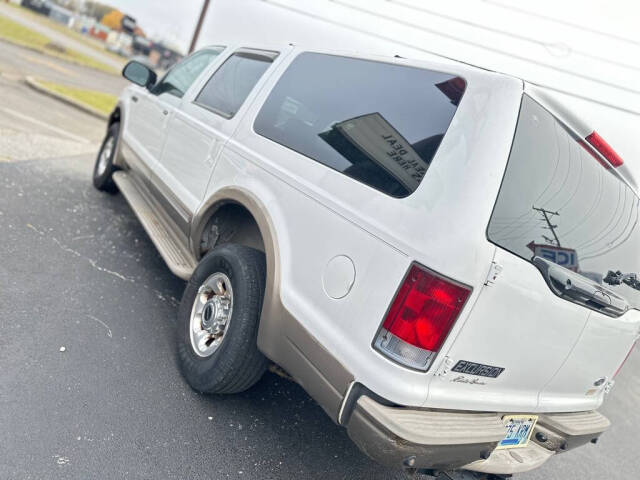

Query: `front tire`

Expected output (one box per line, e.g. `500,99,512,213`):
177,244,268,394
93,122,119,192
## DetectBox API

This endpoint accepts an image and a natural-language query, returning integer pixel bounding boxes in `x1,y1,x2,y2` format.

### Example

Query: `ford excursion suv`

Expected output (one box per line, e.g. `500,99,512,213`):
92,43,640,477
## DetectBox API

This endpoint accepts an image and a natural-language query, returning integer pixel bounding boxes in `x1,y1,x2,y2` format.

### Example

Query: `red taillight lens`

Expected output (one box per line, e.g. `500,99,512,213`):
374,264,471,370
585,131,624,168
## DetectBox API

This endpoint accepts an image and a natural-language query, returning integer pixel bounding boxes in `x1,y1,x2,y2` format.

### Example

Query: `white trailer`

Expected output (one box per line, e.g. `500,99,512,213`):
198,0,639,174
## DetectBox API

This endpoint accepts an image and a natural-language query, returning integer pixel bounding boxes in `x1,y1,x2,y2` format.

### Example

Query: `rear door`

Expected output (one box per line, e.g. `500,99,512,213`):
158,49,279,234
446,94,640,412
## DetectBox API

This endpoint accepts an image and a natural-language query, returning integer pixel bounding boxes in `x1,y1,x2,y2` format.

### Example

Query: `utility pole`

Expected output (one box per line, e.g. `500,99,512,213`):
189,0,210,54
532,206,561,247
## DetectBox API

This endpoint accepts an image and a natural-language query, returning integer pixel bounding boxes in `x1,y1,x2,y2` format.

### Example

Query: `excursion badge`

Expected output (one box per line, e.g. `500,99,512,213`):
451,360,505,378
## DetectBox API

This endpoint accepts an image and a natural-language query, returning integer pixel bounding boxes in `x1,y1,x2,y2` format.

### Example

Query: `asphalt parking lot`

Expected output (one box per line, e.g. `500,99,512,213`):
0,61,410,478
1,38,639,480
1,153,414,480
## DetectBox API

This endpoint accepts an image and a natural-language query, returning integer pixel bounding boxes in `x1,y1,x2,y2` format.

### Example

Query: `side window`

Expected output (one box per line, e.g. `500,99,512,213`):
195,50,277,119
254,53,466,198
152,47,224,98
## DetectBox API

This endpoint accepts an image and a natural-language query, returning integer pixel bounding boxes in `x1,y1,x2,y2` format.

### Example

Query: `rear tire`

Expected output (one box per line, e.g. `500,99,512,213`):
93,123,119,193
177,244,268,394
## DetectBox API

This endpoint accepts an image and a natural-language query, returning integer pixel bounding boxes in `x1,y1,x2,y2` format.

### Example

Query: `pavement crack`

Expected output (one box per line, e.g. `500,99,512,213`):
27,222,135,282
71,234,95,241
85,314,113,338
25,223,179,307
26,223,45,235
87,258,135,283
52,237,82,257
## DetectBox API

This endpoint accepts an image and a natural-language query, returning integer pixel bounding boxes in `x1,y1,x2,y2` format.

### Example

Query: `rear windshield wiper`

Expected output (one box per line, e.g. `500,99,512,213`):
604,270,640,291
533,256,630,316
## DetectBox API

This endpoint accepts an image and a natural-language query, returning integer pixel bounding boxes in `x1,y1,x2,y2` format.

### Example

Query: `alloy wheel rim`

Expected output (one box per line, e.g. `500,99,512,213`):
189,272,233,357
96,135,115,176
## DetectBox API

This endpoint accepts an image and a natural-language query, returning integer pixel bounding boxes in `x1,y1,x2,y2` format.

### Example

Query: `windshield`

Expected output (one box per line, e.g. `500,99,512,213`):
488,95,640,312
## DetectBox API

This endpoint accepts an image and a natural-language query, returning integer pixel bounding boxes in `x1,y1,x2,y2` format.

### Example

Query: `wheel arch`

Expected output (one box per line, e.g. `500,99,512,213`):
190,187,277,263
190,187,354,422
190,186,283,354
107,104,122,128
107,102,126,167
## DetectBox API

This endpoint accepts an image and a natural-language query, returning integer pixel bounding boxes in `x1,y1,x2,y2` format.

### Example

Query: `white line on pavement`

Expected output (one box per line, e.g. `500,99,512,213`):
0,106,90,144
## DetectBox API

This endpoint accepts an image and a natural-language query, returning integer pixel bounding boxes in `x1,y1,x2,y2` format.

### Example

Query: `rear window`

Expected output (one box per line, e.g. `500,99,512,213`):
254,53,465,197
488,95,640,311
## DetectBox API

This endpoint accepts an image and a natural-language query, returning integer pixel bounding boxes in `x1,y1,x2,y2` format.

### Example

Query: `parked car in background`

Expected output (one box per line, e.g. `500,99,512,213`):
92,43,640,477
21,0,51,16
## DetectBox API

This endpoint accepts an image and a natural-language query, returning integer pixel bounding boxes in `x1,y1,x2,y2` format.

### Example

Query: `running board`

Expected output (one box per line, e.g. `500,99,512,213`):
113,171,196,280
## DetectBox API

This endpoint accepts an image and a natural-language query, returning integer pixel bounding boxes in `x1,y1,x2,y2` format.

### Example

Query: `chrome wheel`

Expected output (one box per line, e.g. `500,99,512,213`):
96,135,115,177
189,272,233,357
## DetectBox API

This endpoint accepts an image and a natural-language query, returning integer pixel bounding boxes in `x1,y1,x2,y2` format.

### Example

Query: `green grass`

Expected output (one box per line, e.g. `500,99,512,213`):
7,3,126,66
0,12,50,48
37,80,117,115
0,14,119,74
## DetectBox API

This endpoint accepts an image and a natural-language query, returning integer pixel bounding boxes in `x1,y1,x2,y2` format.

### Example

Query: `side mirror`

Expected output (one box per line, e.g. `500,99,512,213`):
122,61,157,89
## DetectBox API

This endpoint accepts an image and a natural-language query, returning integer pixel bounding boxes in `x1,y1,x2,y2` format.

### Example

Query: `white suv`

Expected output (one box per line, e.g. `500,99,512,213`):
93,43,640,477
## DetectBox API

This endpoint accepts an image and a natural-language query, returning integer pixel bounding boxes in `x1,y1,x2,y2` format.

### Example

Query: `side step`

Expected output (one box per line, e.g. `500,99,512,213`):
113,171,196,280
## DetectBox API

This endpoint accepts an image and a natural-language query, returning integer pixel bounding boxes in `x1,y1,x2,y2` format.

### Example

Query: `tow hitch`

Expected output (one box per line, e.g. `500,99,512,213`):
409,470,511,480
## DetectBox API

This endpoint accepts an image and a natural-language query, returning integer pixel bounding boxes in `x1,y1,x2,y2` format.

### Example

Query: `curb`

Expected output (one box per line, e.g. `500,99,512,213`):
24,76,109,120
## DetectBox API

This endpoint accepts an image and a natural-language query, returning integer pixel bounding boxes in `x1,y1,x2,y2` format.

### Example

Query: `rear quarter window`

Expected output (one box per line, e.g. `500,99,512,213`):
254,52,465,198
196,51,275,119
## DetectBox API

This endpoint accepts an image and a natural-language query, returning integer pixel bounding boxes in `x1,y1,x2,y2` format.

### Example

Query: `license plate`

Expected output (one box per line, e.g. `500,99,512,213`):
497,415,538,449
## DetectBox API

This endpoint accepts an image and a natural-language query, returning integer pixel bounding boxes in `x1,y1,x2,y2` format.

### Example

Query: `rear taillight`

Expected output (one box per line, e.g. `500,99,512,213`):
373,264,471,371
585,131,624,168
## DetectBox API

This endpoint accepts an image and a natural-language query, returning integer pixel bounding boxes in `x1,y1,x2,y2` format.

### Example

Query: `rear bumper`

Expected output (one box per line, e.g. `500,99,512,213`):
346,395,610,474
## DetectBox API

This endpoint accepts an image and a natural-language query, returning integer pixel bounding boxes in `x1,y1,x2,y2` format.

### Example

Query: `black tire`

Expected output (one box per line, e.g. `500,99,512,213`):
177,244,268,394
92,122,120,193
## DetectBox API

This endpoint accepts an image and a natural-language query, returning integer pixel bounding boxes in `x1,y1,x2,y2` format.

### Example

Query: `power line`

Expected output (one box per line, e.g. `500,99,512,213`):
328,0,640,96
263,0,640,116
573,182,625,249
484,119,564,236
492,123,574,242
579,199,638,257
580,202,639,261
533,206,561,246
387,0,640,72
482,0,640,47
555,162,605,238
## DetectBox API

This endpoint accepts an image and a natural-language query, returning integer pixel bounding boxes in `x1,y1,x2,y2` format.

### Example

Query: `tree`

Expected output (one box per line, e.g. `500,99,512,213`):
101,9,124,30
85,2,115,22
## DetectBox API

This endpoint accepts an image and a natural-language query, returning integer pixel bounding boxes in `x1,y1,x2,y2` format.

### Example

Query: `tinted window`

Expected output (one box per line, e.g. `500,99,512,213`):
254,53,465,197
488,95,640,311
152,48,223,98
195,51,275,118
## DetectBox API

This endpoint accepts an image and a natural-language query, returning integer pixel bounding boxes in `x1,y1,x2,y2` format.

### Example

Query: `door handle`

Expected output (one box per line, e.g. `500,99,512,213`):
131,95,138,102
162,110,168,115
533,256,629,315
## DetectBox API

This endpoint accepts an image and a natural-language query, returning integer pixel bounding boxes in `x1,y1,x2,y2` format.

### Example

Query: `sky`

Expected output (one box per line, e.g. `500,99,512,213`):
101,0,206,52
